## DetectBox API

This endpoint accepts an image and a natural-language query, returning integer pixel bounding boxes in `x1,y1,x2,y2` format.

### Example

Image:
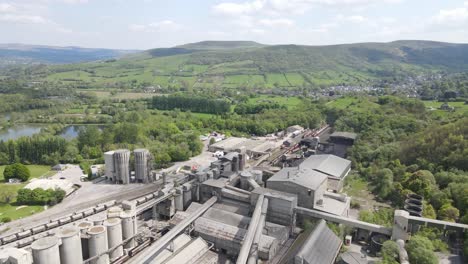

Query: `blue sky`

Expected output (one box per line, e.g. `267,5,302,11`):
0,0,468,49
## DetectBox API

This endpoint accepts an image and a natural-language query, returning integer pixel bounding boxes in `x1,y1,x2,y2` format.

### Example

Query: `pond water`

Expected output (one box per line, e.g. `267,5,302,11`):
0,124,104,141
0,124,44,141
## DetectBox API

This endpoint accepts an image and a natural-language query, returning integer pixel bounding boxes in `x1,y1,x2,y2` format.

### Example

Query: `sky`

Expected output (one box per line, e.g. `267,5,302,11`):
1,0,468,50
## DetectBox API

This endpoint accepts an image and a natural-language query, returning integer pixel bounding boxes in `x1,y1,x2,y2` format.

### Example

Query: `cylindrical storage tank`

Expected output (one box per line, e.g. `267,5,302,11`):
113,149,130,184
89,214,107,226
87,226,109,264
251,170,263,184
120,212,136,249
57,226,83,264
370,234,390,254
107,206,123,218
78,221,93,260
240,172,253,190
31,236,61,264
103,218,124,261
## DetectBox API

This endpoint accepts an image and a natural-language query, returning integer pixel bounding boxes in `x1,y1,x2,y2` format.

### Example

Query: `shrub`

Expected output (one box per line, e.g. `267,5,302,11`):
3,163,30,182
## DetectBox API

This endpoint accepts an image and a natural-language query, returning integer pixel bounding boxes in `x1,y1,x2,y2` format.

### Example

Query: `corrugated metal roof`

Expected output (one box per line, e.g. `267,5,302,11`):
164,237,210,264
295,219,342,264
267,167,327,191
330,132,358,140
301,154,351,179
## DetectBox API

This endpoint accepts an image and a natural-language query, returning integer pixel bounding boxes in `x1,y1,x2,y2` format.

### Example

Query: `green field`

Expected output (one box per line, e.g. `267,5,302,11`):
326,97,380,112
247,95,303,110
0,165,54,221
423,101,468,118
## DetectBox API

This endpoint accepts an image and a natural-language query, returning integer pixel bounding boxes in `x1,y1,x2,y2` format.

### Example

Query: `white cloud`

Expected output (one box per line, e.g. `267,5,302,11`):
212,0,403,16
0,3,15,12
337,14,367,23
129,20,182,33
0,14,48,24
258,18,294,27
433,7,468,24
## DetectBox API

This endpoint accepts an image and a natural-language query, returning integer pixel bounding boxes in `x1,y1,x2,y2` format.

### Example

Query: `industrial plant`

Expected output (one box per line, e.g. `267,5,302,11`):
1,129,467,264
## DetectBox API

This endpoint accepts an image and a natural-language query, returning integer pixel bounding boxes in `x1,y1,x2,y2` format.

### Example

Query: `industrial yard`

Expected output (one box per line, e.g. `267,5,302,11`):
0,127,467,264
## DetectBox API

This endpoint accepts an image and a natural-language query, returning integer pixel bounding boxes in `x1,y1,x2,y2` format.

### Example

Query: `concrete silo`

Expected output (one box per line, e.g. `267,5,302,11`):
134,149,152,183
30,236,61,264
120,212,137,249
104,151,115,182
77,221,93,260
113,149,130,184
87,226,109,264
103,218,124,261
57,226,83,264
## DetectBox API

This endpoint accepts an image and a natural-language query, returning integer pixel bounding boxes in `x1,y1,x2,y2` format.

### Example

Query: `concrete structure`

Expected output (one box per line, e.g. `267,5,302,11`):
104,151,115,182
267,167,327,210
30,236,61,264
286,125,304,134
0,248,33,264
77,221,93,260
301,154,351,192
57,226,83,264
209,137,275,159
87,225,109,264
329,132,357,145
134,149,152,183
120,212,137,249
103,218,124,261
113,149,131,184
294,220,342,264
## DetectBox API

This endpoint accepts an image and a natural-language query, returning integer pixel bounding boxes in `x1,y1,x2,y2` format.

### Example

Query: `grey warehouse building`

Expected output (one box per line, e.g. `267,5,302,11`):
301,154,351,192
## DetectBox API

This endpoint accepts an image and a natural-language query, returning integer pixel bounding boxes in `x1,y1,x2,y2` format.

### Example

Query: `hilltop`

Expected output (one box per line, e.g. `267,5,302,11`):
0,44,138,65
9,40,468,90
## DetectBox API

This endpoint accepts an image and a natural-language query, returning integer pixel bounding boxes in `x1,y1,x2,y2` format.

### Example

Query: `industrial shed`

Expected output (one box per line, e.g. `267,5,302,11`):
294,219,342,264
301,154,352,192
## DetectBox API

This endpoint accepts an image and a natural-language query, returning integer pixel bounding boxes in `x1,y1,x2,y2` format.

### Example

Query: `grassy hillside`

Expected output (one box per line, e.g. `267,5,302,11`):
21,40,468,91
0,44,137,65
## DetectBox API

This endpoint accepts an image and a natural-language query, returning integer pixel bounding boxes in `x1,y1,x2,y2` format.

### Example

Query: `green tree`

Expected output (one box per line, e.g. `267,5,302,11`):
438,203,459,222
381,240,399,263
374,168,394,199
406,235,438,264
3,163,30,182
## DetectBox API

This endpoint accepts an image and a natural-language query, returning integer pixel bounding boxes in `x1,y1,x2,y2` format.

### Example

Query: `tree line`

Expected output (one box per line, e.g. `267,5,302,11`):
151,94,231,114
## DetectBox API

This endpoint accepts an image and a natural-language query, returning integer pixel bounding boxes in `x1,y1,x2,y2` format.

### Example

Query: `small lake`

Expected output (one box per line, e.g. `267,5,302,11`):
0,124,105,141
0,124,45,141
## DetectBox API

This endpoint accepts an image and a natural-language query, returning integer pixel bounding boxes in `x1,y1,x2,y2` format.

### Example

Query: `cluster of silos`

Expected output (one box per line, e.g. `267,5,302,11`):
29,205,137,264
404,193,423,217
104,149,153,184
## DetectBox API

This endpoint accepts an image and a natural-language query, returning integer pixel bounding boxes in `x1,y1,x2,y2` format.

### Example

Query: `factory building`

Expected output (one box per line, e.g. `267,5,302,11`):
134,149,153,183
300,154,351,192
267,155,351,216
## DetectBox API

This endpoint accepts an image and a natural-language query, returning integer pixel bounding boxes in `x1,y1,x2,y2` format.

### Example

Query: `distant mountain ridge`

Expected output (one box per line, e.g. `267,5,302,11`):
0,44,139,65
6,40,468,90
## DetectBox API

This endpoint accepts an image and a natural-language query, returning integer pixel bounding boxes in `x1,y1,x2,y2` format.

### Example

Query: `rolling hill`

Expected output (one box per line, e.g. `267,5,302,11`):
13,40,468,90
0,44,138,65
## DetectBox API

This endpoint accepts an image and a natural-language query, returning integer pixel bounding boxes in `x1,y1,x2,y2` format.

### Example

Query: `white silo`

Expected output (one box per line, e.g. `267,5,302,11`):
87,226,109,264
31,236,61,264
103,218,124,261
77,221,93,260
120,212,136,249
89,214,107,226
57,226,83,264
134,149,152,183
113,149,130,184
104,151,115,182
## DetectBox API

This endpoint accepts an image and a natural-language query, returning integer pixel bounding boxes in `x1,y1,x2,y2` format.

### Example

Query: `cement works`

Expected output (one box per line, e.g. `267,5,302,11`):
1,127,468,264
